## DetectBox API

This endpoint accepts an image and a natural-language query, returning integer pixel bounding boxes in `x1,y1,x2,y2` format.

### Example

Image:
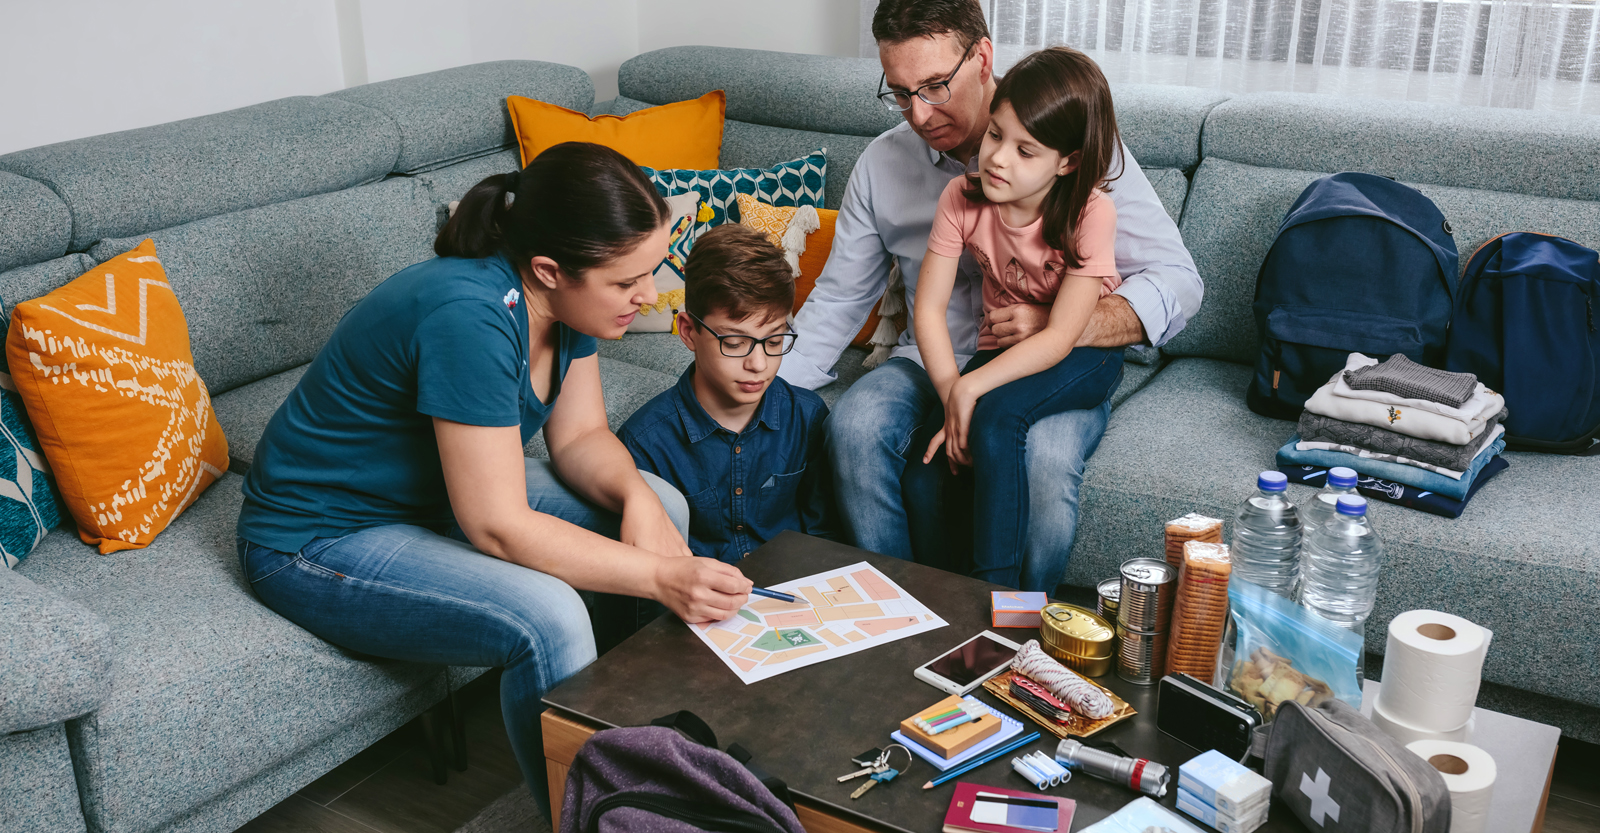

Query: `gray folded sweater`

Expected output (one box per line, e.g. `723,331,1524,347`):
1342,353,1477,408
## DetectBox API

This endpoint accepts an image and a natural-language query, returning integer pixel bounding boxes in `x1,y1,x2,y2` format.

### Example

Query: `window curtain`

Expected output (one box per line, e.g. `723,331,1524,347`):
861,0,1600,112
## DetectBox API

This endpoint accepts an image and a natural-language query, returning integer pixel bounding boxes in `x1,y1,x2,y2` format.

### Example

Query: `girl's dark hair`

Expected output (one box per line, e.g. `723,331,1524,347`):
962,47,1122,270
434,142,670,277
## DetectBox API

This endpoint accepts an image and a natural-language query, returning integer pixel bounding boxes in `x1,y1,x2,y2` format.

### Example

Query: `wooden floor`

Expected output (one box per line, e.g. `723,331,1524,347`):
237,669,1600,833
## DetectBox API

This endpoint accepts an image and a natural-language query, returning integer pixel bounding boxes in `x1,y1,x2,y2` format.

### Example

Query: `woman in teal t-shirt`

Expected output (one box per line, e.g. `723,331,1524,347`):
236,143,753,802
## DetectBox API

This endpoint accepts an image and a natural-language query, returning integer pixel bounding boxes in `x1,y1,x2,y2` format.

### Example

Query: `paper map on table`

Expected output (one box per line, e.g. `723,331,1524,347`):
691,561,947,684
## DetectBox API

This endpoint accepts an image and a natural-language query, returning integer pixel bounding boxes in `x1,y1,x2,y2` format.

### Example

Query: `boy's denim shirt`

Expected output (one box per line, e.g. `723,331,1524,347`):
617,363,838,562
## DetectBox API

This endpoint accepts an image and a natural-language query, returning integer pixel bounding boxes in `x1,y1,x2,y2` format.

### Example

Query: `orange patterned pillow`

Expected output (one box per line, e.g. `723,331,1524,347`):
5,239,228,553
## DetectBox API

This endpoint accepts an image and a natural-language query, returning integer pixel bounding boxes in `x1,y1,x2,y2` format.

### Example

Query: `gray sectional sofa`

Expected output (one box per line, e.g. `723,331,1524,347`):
0,45,1595,833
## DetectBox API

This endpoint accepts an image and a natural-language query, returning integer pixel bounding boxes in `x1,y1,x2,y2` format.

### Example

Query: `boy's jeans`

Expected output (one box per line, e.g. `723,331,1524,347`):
826,356,1119,592
239,460,687,809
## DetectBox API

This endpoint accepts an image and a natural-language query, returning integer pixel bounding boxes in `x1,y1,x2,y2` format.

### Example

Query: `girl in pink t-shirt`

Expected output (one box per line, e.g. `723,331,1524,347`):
915,47,1127,588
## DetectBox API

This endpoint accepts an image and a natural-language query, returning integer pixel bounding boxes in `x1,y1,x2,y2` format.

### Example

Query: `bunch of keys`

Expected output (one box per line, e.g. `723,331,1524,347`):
837,744,910,799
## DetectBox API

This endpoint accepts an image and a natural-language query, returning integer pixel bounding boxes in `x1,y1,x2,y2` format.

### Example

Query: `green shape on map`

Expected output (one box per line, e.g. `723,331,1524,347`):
738,609,760,623
751,628,821,652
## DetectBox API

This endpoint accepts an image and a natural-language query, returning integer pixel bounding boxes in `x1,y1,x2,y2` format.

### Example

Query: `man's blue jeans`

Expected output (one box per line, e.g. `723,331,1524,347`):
238,459,688,808
826,356,1118,592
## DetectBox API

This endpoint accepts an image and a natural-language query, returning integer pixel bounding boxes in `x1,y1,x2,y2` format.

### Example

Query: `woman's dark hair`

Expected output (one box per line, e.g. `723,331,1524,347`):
872,0,989,51
434,142,670,277
962,47,1122,270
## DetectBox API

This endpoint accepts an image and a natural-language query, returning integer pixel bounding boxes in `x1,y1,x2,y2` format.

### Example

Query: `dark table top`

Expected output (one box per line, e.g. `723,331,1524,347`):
545,532,1307,833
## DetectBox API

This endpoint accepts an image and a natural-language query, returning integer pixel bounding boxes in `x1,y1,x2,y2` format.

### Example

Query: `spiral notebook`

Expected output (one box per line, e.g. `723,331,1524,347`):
892,696,1025,771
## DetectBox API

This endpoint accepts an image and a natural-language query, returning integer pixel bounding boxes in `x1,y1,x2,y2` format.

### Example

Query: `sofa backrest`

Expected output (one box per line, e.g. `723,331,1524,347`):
614,46,1225,218
1165,94,1600,364
0,60,594,397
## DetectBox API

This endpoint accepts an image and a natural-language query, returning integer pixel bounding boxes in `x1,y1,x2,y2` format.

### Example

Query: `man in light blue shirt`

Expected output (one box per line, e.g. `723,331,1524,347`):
778,0,1202,591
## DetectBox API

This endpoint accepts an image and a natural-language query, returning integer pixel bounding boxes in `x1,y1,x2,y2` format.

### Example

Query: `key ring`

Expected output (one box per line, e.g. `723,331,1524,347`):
880,743,911,774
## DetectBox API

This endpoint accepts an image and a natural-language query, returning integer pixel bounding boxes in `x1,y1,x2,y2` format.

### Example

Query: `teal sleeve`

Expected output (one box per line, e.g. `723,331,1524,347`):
415,300,522,426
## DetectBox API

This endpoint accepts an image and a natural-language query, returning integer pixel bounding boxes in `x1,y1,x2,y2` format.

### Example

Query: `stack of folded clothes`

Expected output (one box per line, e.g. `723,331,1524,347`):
1276,353,1511,518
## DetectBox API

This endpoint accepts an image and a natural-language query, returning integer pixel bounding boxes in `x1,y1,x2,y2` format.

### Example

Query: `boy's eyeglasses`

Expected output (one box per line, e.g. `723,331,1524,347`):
685,312,799,357
876,43,974,112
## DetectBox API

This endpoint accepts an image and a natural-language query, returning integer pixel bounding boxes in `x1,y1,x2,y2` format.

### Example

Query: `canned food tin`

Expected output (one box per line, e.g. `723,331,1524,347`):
1118,558,1176,632
1115,623,1169,685
1096,577,1121,622
1039,603,1115,676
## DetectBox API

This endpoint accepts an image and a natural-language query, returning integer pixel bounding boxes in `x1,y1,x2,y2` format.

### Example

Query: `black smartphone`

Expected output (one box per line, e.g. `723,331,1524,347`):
1156,673,1262,761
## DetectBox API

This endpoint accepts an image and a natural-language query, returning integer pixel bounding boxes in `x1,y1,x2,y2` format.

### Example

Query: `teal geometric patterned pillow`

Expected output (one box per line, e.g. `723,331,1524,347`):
0,302,64,568
641,148,827,233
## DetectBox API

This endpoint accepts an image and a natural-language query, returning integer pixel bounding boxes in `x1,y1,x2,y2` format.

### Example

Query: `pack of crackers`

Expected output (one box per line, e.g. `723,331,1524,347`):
1165,513,1223,572
1167,541,1232,682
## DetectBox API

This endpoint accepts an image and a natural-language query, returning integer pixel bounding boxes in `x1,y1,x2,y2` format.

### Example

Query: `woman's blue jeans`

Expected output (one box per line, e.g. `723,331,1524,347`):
238,459,688,805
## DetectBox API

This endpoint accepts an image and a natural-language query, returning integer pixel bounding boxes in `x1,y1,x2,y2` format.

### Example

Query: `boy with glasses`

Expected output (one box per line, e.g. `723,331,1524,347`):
619,224,838,564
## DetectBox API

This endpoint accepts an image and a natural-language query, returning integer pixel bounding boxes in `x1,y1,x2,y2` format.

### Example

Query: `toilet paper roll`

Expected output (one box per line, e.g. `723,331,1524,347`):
1376,610,1491,732
1373,701,1473,745
1406,740,1496,833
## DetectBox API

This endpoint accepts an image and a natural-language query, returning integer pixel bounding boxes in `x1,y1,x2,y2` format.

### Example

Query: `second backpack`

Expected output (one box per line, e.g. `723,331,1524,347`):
1247,173,1459,420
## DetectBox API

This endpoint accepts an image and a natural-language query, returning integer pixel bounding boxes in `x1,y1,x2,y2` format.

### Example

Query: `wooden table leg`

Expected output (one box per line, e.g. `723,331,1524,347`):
542,710,601,829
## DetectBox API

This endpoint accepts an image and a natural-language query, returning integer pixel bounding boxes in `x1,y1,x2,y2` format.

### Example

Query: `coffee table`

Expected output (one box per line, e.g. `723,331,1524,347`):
541,531,1557,832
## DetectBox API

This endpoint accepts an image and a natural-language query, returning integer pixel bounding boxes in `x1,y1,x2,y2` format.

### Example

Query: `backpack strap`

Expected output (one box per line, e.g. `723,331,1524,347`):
728,743,797,811
651,710,719,749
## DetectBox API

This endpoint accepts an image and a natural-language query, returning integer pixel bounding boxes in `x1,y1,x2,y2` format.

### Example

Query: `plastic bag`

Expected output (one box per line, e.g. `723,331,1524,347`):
1224,580,1362,721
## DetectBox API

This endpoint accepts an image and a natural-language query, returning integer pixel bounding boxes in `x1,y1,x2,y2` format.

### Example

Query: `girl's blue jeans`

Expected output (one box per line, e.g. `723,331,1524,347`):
238,459,688,808
961,345,1124,588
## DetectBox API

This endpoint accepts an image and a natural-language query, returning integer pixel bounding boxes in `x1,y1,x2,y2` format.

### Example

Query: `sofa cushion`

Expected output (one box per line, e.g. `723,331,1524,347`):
1069,357,1600,713
0,254,96,310
1203,93,1600,202
620,47,899,138
0,567,109,732
328,60,594,175
0,726,87,833
1107,85,1229,172
0,97,401,252
1144,168,1188,224
0,172,70,273
211,365,309,473
13,475,444,833
414,147,521,214
89,178,437,396
1164,158,1600,365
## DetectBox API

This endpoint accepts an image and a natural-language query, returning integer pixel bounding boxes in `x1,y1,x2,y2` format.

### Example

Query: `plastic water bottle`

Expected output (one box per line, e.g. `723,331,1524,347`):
1299,495,1385,630
1301,466,1360,541
1230,471,1303,598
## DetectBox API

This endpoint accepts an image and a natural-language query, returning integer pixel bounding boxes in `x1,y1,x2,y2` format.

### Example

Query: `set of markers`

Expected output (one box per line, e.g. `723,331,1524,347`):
1011,750,1072,791
913,702,986,736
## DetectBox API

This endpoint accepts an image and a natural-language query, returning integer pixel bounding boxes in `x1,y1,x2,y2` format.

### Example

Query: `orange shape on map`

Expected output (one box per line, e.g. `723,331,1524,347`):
855,616,919,636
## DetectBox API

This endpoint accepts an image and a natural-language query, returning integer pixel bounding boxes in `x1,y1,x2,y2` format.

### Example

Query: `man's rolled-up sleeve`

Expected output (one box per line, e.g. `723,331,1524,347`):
1105,145,1204,349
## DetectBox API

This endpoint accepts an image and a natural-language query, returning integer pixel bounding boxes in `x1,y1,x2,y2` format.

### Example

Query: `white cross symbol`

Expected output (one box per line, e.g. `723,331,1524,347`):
1300,768,1341,827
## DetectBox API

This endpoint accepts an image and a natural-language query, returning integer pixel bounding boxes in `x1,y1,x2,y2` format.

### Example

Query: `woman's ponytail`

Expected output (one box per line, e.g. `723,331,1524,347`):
432,143,670,275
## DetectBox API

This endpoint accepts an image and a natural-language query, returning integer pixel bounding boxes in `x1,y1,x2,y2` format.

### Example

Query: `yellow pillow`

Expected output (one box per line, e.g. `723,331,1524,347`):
507,90,726,170
5,240,229,553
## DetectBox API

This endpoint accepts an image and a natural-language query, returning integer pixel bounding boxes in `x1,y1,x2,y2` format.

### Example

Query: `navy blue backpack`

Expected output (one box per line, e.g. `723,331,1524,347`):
1247,173,1459,420
1446,232,1600,454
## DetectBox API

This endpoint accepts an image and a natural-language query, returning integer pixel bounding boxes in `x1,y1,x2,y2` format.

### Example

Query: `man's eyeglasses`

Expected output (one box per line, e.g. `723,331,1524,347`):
685,312,798,357
876,43,974,112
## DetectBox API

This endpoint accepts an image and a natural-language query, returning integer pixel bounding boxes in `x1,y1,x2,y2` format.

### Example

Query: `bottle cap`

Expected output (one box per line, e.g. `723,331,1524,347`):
1336,495,1368,516
1258,471,1288,492
1329,467,1358,488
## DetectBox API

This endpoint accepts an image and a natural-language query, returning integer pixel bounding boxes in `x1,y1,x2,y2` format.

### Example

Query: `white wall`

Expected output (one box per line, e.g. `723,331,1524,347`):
0,0,347,155
0,0,858,157
638,0,860,59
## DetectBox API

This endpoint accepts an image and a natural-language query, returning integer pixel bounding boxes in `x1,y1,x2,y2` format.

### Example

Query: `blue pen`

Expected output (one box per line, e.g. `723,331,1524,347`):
923,731,1043,789
750,587,800,604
